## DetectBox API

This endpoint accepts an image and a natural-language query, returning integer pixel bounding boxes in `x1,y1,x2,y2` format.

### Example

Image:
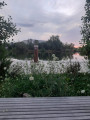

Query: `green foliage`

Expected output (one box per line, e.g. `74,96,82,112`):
47,35,63,51
0,74,73,97
0,55,88,97
0,1,6,8
0,16,19,42
0,1,19,78
66,62,81,75
0,73,90,97
81,0,90,56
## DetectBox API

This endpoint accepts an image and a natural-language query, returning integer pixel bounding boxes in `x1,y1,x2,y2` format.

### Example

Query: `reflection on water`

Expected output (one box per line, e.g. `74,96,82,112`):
60,53,89,73
73,53,87,61
11,53,89,73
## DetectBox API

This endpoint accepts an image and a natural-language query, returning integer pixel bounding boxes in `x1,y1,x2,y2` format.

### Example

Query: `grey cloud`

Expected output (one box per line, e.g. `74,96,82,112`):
3,0,86,46
61,27,81,46
18,23,35,27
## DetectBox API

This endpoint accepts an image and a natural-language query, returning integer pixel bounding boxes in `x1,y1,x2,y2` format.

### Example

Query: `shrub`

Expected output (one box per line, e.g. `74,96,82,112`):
0,1,19,79
66,62,81,75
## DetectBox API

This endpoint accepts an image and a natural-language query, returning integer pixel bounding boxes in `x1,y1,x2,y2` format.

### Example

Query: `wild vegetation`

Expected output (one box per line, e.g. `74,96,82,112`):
1,73,90,97
80,0,90,58
0,0,90,97
0,54,89,97
0,1,20,79
0,57,89,97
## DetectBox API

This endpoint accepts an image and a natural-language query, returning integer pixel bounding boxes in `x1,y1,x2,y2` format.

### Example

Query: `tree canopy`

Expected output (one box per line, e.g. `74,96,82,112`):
80,0,90,55
0,2,19,43
0,1,19,78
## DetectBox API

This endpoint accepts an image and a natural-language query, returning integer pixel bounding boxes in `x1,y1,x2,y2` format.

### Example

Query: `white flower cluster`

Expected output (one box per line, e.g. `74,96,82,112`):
81,90,85,94
29,76,34,81
87,84,90,87
52,54,59,61
4,67,6,70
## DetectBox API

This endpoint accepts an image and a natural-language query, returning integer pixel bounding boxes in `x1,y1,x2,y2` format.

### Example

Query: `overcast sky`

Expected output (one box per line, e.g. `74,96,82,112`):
2,0,86,47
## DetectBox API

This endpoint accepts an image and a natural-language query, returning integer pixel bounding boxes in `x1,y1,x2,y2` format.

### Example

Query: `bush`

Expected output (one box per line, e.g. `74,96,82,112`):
0,1,19,80
66,62,81,75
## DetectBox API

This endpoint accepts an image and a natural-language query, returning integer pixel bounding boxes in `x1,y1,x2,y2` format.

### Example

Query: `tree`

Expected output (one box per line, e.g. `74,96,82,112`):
81,0,90,56
47,35,63,51
0,1,19,78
